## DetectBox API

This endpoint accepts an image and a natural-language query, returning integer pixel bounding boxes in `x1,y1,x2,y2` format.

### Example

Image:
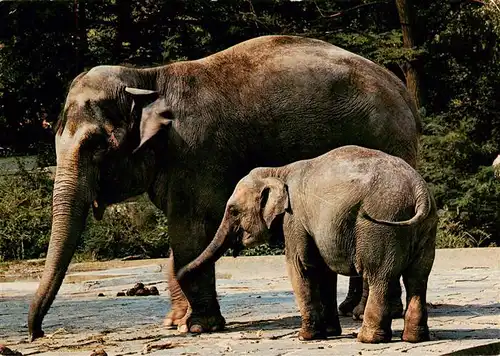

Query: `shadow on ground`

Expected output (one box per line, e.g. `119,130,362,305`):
427,303,500,317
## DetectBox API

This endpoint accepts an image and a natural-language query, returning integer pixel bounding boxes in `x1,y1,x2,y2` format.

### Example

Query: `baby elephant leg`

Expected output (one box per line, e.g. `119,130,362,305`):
401,243,435,342
285,249,327,340
357,277,399,343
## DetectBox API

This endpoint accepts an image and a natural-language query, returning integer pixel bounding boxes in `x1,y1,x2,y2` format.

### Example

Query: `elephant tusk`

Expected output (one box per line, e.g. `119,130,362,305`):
125,87,158,96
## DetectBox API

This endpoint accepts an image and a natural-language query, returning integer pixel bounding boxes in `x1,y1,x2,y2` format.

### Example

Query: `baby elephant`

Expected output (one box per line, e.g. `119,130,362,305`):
177,145,437,343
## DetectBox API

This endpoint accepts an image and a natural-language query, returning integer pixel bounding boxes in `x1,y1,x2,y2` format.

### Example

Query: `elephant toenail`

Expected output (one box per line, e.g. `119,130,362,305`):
190,324,203,333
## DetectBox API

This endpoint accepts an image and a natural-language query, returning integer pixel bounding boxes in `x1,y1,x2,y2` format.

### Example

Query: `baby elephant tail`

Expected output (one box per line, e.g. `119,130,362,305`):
361,183,432,227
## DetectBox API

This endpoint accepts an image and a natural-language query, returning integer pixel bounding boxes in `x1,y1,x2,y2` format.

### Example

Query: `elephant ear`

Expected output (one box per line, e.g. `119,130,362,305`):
135,111,172,152
260,177,289,228
125,87,171,152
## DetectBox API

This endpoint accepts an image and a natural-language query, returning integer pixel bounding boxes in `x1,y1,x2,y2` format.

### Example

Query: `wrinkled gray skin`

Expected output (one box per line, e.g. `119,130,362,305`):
493,155,500,178
28,35,421,340
178,146,438,344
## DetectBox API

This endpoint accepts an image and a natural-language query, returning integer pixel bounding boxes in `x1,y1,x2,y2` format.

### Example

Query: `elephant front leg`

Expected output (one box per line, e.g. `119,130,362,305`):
339,276,363,316
286,248,326,340
163,248,190,328
175,261,225,333
169,228,225,334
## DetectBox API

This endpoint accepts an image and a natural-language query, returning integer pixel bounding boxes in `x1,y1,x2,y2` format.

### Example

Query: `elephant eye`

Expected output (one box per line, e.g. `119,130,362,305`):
158,110,172,119
228,205,239,217
84,133,109,162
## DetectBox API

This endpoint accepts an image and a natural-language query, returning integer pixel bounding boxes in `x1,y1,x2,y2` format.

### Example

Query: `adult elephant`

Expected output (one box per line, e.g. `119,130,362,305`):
28,35,421,340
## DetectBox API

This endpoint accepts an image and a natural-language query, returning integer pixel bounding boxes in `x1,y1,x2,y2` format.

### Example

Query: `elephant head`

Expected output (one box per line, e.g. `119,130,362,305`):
28,66,167,341
176,171,289,281
493,154,500,178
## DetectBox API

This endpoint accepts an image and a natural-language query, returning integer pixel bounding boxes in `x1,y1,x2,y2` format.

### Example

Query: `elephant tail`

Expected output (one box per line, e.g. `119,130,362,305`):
360,183,432,227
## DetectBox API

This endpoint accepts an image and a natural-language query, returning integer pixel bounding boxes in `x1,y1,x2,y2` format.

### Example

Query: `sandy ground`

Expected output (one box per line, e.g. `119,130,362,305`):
1,248,499,355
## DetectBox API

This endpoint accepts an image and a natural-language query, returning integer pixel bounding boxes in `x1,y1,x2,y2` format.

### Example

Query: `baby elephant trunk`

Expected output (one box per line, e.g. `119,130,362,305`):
176,212,236,281
361,182,432,226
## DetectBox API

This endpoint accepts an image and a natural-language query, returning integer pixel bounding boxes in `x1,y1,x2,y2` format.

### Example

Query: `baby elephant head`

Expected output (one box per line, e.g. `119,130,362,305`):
176,174,289,280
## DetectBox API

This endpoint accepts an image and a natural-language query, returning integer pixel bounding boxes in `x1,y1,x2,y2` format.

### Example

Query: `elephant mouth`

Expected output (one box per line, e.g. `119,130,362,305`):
231,230,245,257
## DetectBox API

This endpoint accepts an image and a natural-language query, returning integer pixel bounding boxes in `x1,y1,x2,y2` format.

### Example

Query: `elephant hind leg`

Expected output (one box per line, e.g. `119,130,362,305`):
352,278,404,321
357,277,399,343
401,243,435,343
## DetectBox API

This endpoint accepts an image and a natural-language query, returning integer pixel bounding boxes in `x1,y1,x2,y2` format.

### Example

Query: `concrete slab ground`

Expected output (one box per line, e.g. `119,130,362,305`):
1,248,499,355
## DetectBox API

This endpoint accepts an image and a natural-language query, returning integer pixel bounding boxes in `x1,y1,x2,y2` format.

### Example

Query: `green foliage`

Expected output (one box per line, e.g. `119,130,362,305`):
0,164,170,261
0,165,52,261
79,199,170,261
417,1,500,247
1,0,500,260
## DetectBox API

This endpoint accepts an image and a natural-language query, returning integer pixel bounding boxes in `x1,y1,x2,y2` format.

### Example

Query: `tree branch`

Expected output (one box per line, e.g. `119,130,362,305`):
314,1,390,19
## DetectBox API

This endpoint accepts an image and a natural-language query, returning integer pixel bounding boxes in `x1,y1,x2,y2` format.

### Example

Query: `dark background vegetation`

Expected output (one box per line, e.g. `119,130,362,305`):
0,0,499,261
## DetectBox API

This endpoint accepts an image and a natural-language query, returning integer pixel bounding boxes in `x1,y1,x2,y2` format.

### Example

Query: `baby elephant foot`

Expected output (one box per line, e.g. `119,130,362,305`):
402,326,430,343
357,325,392,343
178,312,226,334
298,320,327,341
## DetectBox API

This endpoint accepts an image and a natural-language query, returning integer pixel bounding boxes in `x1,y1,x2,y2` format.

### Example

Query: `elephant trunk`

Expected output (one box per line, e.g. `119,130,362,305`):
28,165,91,341
176,211,235,281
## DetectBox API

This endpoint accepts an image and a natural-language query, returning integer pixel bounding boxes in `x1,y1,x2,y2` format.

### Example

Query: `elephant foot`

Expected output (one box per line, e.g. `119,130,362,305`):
402,326,430,343
29,329,44,342
338,295,362,317
298,327,327,341
352,303,365,321
324,316,342,337
325,325,342,337
298,319,327,341
177,311,226,334
163,304,189,329
357,325,392,343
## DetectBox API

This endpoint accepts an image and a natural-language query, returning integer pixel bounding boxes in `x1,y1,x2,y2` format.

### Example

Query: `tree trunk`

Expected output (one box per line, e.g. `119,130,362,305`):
395,0,425,109
74,0,87,75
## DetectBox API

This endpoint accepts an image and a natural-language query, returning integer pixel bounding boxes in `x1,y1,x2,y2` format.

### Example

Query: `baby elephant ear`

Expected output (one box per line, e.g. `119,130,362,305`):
260,177,289,228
